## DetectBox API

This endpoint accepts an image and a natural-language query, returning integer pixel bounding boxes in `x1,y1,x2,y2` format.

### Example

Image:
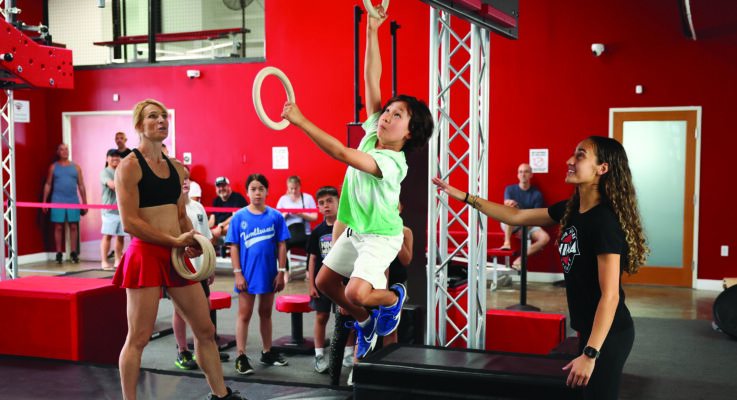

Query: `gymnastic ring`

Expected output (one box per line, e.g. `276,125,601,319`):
363,0,390,18
252,66,295,131
171,234,216,281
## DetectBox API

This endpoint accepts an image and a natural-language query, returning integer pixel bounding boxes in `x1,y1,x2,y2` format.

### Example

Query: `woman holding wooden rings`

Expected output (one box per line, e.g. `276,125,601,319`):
112,99,245,400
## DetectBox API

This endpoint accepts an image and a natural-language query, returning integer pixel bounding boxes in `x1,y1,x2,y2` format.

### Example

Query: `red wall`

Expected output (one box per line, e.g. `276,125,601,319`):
14,1,737,282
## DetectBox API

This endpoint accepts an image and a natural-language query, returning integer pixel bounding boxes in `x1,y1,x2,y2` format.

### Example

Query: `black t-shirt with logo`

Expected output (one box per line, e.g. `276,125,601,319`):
306,221,334,290
548,200,633,334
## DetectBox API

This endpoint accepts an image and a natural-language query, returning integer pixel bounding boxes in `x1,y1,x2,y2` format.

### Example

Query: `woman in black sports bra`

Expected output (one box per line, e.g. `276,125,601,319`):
111,99,245,400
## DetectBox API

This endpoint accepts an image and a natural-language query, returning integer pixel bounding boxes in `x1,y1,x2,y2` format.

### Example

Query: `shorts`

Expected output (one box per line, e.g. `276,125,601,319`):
323,227,403,290
309,287,334,313
163,280,209,299
101,213,125,236
50,207,80,223
112,238,198,289
500,223,541,239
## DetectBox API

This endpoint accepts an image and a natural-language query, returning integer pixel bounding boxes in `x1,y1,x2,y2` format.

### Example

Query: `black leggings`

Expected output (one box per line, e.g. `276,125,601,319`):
578,324,635,400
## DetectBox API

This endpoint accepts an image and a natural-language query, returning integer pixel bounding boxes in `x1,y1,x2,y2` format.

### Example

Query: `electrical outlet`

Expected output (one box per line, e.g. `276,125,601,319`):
721,245,729,257
183,152,192,165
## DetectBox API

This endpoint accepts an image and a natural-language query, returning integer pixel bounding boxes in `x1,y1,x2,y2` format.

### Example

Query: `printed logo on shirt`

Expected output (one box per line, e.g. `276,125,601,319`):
241,221,248,231
318,233,332,258
558,226,579,273
240,225,275,248
197,214,203,223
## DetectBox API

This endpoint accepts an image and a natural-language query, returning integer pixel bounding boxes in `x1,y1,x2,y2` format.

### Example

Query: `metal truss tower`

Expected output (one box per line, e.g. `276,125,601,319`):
1,1,19,280
426,8,490,349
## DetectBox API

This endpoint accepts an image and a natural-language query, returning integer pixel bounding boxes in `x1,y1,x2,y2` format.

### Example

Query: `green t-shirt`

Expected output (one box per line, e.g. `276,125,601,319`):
337,112,407,235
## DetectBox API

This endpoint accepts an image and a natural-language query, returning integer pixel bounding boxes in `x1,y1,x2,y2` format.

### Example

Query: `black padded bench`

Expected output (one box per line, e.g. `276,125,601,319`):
353,343,583,399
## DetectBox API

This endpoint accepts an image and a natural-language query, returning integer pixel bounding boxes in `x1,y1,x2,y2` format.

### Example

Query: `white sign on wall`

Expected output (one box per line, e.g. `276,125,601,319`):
529,149,548,173
272,147,289,169
13,100,30,123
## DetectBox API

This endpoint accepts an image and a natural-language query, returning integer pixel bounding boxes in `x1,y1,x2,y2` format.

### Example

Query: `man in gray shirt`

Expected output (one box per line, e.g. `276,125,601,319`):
100,148,125,270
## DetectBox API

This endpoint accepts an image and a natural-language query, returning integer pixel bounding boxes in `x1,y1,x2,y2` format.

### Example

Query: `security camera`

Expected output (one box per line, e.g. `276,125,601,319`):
186,70,201,79
591,43,605,57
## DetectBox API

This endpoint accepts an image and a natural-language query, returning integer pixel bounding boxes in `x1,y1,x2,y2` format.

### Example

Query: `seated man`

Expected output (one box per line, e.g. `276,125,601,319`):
209,176,248,256
501,163,550,268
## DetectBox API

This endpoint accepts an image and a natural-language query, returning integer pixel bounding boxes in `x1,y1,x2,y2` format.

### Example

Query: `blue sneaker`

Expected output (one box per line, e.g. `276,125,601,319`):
376,283,407,336
347,309,378,359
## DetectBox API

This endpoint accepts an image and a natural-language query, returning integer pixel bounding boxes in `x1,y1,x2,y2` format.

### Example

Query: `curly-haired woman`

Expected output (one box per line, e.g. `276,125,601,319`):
433,136,648,400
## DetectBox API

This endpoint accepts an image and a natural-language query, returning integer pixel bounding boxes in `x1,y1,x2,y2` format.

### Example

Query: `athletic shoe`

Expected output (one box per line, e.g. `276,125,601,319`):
314,354,328,373
219,352,230,362
70,251,80,263
234,354,254,375
348,308,378,359
375,283,407,336
347,368,353,386
206,386,247,400
260,350,288,366
174,350,198,370
55,252,63,264
342,352,354,368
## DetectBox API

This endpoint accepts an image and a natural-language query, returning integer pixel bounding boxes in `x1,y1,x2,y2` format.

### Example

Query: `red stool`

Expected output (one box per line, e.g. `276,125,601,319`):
186,291,236,351
209,292,236,350
272,294,316,355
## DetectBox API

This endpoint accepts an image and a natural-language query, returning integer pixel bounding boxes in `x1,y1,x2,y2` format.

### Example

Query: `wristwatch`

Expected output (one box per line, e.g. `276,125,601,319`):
583,346,600,359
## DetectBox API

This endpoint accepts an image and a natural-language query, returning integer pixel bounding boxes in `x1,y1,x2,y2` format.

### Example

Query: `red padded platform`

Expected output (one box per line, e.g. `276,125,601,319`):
209,291,231,310
275,294,313,313
485,309,566,355
0,276,127,364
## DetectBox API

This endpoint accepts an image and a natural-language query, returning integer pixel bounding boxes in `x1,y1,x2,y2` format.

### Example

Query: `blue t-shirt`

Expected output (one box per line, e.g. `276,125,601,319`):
225,206,290,295
503,184,545,210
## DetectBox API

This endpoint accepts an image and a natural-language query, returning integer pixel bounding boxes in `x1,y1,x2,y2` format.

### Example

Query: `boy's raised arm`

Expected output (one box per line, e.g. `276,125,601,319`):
364,5,387,116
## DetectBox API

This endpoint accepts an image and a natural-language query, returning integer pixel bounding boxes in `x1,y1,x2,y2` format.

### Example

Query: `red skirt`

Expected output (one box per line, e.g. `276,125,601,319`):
112,238,197,289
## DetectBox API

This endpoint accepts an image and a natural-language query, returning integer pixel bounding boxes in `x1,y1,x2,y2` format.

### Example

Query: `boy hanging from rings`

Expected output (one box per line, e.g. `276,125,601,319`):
281,4,434,359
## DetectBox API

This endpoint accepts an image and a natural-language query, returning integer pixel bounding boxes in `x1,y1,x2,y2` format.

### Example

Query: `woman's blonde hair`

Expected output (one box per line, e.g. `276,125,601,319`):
558,136,649,275
132,99,168,133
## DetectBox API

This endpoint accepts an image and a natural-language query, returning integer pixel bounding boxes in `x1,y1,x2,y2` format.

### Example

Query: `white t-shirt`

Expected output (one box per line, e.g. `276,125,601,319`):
276,193,317,234
186,200,213,269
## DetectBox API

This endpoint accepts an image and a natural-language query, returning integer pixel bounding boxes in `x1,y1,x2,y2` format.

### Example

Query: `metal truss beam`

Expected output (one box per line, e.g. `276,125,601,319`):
427,8,490,349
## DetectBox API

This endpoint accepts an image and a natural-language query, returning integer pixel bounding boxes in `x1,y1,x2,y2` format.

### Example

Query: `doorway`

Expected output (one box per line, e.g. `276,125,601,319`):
610,107,700,288
62,110,176,260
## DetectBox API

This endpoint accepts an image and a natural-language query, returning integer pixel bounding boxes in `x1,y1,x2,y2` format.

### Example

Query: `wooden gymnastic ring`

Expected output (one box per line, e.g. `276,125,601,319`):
363,0,390,18
171,234,216,281
252,66,295,131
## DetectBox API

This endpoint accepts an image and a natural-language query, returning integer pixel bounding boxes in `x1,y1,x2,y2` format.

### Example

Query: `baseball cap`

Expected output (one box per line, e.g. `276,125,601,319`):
215,176,230,186
188,180,202,198
106,148,121,157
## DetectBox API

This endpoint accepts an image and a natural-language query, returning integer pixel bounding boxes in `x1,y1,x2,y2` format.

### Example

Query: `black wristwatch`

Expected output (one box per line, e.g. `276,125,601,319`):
583,346,600,359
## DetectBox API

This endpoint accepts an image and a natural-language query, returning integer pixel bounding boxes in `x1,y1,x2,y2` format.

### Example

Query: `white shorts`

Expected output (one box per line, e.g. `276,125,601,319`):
323,227,403,290
101,213,125,236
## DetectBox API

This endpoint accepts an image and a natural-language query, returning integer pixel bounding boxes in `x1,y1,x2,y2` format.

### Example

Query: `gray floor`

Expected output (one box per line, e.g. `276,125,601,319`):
141,275,354,388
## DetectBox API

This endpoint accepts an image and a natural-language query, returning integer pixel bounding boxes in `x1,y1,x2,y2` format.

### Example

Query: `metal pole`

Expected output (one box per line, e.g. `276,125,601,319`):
353,5,363,123
390,21,400,98
148,0,156,63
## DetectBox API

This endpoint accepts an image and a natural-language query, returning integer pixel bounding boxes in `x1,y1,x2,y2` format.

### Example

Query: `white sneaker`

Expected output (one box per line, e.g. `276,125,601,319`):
314,354,328,373
347,368,353,386
342,352,354,367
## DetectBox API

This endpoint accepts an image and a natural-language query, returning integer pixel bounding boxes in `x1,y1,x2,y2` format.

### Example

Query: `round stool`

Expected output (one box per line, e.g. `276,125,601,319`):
273,294,316,355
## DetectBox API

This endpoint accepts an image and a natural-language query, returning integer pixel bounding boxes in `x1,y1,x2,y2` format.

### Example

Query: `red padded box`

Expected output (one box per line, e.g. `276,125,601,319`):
485,309,566,355
0,276,127,364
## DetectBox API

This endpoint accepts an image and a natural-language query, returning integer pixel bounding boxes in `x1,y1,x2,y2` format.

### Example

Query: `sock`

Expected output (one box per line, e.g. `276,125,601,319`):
358,316,371,328
315,347,324,356
344,346,354,357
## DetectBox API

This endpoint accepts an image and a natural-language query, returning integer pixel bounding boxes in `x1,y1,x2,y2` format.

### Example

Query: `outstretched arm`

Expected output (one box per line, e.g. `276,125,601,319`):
432,177,556,227
365,5,387,116
282,102,383,177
